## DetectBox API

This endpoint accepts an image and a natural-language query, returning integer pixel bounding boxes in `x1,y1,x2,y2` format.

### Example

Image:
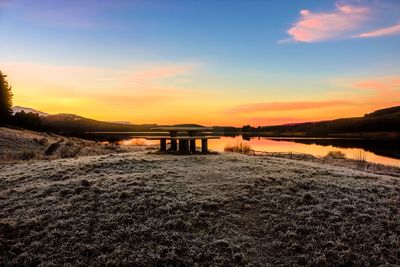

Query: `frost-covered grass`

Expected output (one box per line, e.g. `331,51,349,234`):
1,150,400,266
0,127,137,161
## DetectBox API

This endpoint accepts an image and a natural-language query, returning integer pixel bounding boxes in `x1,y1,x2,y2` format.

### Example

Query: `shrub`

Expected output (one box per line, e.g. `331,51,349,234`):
224,141,254,155
325,151,346,159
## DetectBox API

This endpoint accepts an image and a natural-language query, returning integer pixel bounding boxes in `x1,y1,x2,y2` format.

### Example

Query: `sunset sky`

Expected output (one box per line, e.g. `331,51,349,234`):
1,0,399,126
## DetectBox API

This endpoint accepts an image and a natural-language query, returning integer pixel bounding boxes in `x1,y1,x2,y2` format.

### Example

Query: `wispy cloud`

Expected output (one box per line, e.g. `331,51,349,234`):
329,76,400,110
282,3,369,43
353,77,400,91
355,23,400,38
352,77,400,106
3,61,198,113
281,1,400,43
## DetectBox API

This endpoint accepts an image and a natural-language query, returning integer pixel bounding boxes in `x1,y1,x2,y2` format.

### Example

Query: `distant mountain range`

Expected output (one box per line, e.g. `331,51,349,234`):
12,106,156,133
12,106,49,117
11,105,400,138
42,113,157,133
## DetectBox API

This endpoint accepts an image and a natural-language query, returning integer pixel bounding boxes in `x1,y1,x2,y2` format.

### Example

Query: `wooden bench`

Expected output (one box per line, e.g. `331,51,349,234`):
148,126,219,153
145,136,219,153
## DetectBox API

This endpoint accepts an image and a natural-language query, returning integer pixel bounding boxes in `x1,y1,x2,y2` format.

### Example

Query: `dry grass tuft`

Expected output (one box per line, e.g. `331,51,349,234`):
224,141,254,155
325,151,346,159
355,149,367,168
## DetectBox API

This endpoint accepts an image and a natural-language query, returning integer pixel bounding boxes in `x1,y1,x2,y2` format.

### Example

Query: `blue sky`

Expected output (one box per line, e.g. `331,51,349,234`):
0,0,399,125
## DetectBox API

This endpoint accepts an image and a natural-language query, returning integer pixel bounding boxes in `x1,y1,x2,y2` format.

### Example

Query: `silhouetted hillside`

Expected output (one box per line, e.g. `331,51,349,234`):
228,106,400,138
364,106,400,118
240,106,400,138
41,114,156,134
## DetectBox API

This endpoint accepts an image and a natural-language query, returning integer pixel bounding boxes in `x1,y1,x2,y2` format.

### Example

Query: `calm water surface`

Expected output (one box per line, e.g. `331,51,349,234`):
117,136,400,167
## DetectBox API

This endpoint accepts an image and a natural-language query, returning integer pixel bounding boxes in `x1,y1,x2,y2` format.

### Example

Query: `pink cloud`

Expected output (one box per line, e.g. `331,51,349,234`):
353,78,400,91
355,23,400,38
226,100,354,114
283,3,370,42
351,77,400,107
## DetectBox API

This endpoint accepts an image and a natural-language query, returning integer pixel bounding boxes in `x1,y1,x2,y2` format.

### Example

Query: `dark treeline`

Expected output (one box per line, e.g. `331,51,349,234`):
0,71,44,131
0,71,13,125
13,111,43,131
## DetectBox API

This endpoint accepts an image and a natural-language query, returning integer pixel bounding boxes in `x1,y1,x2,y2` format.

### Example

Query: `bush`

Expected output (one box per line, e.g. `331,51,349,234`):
325,151,346,159
224,141,254,155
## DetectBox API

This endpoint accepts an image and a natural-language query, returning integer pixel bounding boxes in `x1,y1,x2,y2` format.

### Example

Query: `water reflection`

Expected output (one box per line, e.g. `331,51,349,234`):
98,135,399,167
208,136,400,167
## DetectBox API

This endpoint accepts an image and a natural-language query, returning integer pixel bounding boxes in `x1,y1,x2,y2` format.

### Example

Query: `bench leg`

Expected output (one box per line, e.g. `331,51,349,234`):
179,140,189,153
190,139,196,153
201,139,208,153
170,139,177,151
160,138,166,151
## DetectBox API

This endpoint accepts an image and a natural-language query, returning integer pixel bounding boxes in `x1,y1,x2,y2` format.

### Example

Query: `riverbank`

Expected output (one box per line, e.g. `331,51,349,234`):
1,147,400,266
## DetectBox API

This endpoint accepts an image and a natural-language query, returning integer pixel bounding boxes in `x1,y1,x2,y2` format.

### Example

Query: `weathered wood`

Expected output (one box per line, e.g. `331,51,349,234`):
189,139,196,153
179,139,189,153
144,135,219,153
170,131,178,151
145,136,219,140
160,138,167,151
201,139,208,153
152,127,213,131
171,139,177,151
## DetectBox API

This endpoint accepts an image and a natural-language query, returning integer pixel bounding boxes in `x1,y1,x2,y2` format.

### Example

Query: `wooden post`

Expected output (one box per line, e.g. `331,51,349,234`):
170,131,178,151
201,138,208,153
160,138,166,151
179,139,189,153
190,139,196,153
171,139,177,151
178,139,184,151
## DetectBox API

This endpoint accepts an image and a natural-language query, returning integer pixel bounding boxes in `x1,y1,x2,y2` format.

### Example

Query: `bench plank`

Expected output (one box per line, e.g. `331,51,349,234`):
145,136,219,140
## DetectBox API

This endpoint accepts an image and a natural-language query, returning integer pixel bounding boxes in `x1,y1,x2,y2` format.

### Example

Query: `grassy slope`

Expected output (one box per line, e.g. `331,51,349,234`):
1,151,400,266
0,127,131,160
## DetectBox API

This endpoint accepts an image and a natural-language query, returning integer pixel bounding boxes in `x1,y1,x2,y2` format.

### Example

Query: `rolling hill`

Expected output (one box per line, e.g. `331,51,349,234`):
41,113,157,133
249,106,400,138
12,106,49,117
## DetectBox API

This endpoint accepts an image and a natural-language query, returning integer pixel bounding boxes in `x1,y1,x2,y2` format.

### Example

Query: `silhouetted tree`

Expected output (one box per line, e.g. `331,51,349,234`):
0,71,13,124
13,111,42,130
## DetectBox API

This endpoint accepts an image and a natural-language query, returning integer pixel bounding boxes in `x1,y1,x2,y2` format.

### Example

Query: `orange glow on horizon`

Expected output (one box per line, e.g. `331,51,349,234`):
4,62,399,127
